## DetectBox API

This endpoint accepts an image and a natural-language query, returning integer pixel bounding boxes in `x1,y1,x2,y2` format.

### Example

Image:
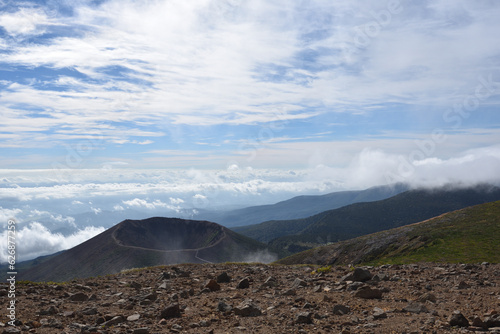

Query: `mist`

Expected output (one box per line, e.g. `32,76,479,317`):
240,250,279,264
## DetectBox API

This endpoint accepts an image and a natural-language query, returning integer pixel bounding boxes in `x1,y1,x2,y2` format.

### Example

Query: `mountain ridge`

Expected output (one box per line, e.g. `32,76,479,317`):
199,183,408,227
277,199,500,266
251,184,500,257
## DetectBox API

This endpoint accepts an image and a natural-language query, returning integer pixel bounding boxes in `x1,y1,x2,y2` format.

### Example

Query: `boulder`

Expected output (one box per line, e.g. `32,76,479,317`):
295,312,313,324
403,302,429,314
341,268,372,282
448,310,470,327
69,292,88,302
216,272,231,283
237,278,250,289
354,286,382,299
234,300,262,317
332,304,351,315
159,304,181,319
205,279,221,292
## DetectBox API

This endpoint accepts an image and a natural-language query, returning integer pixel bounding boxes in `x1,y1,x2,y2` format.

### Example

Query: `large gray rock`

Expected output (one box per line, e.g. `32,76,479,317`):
69,292,88,302
295,312,313,324
373,307,387,319
237,278,250,289
216,272,231,283
403,302,429,314
159,304,181,319
261,276,277,288
484,314,500,328
341,268,373,282
448,310,470,327
217,301,233,313
354,286,382,299
102,316,125,327
291,278,307,289
234,300,262,317
332,304,351,315
417,292,437,303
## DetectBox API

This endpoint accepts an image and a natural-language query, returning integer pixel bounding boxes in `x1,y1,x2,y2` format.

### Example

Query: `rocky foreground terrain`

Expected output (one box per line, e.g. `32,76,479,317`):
1,262,499,334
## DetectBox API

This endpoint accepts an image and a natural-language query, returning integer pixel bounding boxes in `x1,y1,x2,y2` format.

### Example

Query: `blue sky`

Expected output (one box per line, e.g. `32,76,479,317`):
0,0,499,171
1,1,500,261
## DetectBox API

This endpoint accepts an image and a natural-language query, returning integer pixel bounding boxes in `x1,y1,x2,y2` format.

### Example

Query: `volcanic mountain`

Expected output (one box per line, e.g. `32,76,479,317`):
19,217,270,282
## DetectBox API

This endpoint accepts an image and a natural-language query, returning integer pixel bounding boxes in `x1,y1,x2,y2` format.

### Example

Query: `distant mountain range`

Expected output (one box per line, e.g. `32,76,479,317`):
11,182,500,282
234,184,500,257
197,183,408,227
38,184,407,236
18,218,269,282
277,200,500,266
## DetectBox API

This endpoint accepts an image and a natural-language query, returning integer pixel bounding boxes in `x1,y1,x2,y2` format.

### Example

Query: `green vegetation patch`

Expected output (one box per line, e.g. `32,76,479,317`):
364,201,500,265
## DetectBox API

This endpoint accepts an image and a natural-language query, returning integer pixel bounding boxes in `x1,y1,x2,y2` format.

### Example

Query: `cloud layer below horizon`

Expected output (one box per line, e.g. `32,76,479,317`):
1,145,500,262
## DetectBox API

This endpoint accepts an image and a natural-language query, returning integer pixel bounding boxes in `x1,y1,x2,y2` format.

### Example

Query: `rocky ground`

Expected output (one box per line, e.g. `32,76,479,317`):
1,262,499,334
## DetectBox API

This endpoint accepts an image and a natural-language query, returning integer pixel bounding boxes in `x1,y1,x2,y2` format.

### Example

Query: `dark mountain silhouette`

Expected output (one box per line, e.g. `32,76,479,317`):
277,200,500,266
238,184,500,257
199,183,408,227
19,217,270,282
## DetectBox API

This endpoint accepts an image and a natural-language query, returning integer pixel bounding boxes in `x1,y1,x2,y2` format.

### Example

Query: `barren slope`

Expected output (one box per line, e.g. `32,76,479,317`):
19,217,268,282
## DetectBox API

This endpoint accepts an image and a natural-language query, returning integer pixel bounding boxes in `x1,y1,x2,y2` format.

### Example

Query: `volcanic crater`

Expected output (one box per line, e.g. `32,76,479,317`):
113,218,226,251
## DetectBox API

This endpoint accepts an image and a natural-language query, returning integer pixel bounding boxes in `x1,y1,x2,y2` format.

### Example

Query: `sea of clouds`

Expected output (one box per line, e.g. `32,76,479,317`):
1,145,500,262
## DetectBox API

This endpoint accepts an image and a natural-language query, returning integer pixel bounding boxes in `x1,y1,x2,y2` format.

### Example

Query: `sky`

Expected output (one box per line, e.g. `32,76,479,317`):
1,0,500,262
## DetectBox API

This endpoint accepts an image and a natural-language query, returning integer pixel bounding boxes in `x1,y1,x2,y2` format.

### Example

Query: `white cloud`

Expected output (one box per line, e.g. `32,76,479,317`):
0,8,53,36
27,209,76,226
169,197,184,205
0,208,22,225
305,145,500,190
1,139,499,205
2,0,498,149
0,222,105,262
91,207,101,215
122,198,179,211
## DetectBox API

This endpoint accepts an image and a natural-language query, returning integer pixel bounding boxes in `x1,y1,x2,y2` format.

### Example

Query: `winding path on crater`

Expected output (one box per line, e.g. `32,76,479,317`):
111,224,228,264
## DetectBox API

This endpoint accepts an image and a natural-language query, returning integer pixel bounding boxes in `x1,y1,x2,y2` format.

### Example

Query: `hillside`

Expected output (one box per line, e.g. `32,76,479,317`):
253,184,500,257
199,183,407,227
277,200,500,266
19,217,269,282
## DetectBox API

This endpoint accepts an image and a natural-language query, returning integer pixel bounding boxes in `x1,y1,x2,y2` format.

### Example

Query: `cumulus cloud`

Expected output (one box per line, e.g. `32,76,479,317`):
0,222,105,262
306,145,500,190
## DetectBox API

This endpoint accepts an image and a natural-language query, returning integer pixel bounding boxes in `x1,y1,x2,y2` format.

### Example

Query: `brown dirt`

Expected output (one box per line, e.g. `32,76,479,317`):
1,262,499,333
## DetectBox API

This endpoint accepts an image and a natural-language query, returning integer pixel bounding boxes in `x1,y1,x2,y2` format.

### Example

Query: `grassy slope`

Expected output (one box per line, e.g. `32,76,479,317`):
277,200,500,266
268,185,500,258
365,200,500,265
